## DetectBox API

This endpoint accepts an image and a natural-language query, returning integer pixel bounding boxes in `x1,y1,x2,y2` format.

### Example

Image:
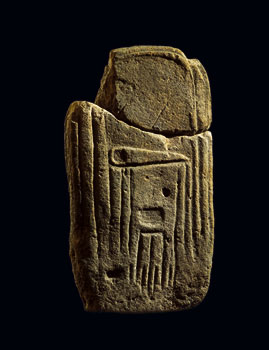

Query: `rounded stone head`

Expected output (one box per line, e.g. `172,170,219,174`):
95,46,211,136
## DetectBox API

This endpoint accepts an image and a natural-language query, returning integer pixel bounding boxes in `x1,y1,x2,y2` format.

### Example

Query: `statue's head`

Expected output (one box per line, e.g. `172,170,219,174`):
95,46,211,136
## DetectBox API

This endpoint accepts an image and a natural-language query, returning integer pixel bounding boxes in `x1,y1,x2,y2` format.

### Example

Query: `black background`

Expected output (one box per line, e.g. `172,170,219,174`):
5,3,264,346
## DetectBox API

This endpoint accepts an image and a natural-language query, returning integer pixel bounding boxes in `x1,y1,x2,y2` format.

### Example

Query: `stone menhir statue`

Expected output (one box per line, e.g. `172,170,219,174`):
64,46,214,312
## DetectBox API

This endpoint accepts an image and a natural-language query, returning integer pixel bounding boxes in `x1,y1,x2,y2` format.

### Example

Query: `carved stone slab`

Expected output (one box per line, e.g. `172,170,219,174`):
64,46,214,312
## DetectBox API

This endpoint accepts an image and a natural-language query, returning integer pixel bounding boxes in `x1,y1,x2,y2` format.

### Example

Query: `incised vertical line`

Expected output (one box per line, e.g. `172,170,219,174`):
199,135,209,236
128,168,134,255
192,138,201,240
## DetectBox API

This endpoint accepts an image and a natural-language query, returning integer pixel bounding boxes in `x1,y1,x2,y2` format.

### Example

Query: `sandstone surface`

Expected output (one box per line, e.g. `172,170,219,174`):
64,46,214,312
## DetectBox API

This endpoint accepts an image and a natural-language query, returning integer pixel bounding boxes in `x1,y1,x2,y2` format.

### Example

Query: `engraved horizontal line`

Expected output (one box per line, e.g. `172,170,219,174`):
109,160,187,168
140,229,164,234
137,207,165,221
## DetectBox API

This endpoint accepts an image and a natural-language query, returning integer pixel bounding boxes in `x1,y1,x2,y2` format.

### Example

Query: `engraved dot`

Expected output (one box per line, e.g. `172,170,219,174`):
107,267,125,279
162,187,171,197
145,176,149,180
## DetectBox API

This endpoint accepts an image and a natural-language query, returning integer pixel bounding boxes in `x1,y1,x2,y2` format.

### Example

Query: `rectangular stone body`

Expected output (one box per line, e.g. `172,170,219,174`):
64,100,214,312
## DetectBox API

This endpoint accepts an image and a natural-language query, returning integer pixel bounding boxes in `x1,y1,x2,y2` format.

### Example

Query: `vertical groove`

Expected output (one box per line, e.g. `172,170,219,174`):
151,234,163,291
169,263,175,287
148,266,155,295
127,169,131,251
208,134,214,238
172,168,180,283
161,233,169,289
154,267,159,289
119,168,124,250
70,121,81,227
142,266,147,286
169,265,173,287
148,235,155,294
136,233,151,287
91,114,99,252
120,168,131,254
146,236,152,292
161,240,166,289
192,138,201,244
91,110,110,256
130,263,134,283
180,165,186,244
78,108,96,231
185,161,194,260
174,165,186,284
109,167,121,254
136,234,143,284
199,136,209,236
77,107,97,232
128,169,134,255
109,166,113,226
191,139,196,249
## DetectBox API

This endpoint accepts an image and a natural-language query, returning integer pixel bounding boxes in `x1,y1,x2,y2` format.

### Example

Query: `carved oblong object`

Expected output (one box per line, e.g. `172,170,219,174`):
64,46,214,312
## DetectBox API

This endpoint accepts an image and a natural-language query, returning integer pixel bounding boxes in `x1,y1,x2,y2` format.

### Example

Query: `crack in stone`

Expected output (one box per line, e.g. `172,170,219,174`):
152,100,169,128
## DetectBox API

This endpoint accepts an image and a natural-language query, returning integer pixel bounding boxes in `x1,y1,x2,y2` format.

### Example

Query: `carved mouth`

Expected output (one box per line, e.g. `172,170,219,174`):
137,207,165,229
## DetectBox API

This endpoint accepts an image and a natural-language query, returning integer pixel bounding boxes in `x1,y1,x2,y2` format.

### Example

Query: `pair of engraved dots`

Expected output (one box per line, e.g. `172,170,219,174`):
117,149,171,198
144,175,171,198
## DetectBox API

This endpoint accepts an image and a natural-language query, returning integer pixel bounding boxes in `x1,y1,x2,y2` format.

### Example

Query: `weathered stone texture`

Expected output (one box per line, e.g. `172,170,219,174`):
64,46,214,313
95,46,212,135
